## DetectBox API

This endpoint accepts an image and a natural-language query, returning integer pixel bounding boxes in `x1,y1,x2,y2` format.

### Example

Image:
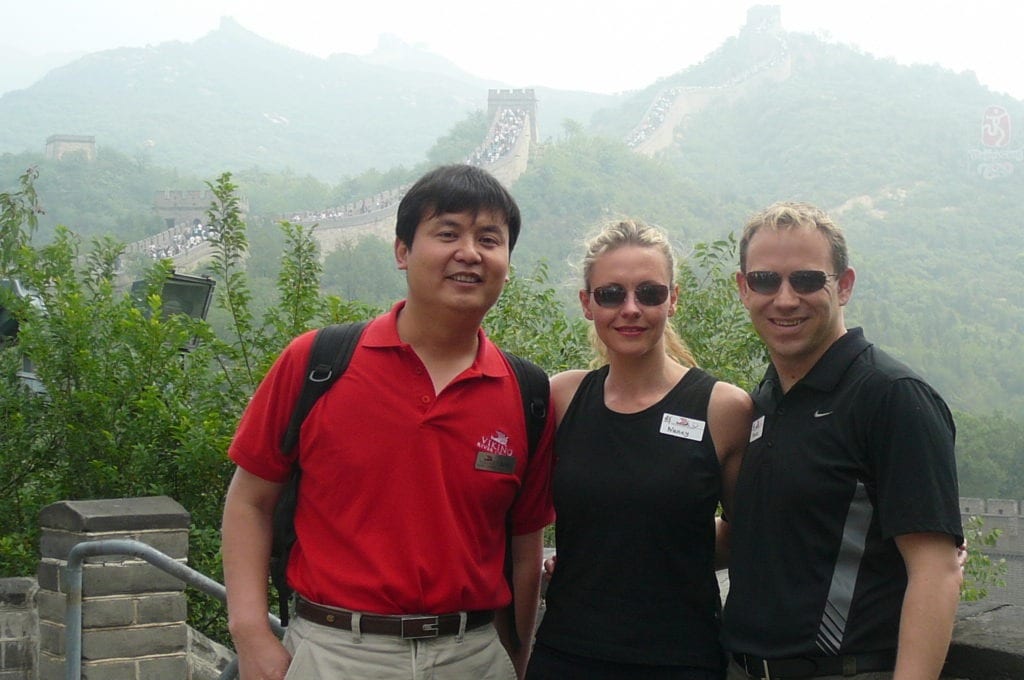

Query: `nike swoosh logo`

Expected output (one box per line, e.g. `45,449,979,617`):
814,410,834,418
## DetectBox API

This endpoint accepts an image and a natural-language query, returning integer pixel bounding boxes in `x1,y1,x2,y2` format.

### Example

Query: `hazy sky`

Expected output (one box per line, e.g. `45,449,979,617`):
3,0,1022,99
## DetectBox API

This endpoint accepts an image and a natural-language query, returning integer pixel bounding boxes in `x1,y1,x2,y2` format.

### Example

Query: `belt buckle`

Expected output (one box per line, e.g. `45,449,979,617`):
400,615,440,639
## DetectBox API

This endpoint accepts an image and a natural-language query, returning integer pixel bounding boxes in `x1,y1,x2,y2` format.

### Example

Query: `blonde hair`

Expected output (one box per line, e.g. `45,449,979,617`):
581,219,696,368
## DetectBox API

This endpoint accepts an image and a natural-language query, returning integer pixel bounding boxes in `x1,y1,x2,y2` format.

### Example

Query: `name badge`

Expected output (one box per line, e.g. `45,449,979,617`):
659,413,706,441
750,415,765,442
475,452,517,474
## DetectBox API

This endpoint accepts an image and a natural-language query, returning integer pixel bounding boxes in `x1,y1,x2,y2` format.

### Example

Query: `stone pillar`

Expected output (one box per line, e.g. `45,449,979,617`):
0,577,38,679
35,497,191,680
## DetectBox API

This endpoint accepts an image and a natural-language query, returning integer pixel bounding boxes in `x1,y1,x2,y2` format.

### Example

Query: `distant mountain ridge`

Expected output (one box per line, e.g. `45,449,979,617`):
0,17,614,180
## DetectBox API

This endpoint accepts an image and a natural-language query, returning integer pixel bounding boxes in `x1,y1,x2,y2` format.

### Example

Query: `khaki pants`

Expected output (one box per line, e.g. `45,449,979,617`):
283,614,517,679
726,659,892,680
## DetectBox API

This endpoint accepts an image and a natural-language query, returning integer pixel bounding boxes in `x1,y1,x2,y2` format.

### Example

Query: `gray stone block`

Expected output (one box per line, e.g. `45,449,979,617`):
36,651,64,680
944,602,1024,679
0,639,35,669
40,528,189,562
80,564,185,597
138,654,188,679
35,562,61,594
82,623,187,660
80,598,135,629
0,579,37,609
135,594,187,625
187,626,233,677
0,610,35,639
80,659,136,680
37,620,64,656
0,671,32,680
38,497,189,533
39,562,185,598
35,590,65,624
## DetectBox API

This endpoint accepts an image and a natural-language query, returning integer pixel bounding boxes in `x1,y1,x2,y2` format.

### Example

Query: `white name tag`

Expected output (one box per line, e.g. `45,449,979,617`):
750,415,765,442
660,413,706,441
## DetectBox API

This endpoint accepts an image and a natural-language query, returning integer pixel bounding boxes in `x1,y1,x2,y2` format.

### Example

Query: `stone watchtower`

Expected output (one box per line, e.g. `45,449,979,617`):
152,190,249,230
45,135,96,162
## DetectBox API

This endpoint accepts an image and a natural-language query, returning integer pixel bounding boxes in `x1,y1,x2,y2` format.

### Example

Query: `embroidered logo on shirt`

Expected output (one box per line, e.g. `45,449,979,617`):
814,409,834,418
476,430,514,456
659,413,706,441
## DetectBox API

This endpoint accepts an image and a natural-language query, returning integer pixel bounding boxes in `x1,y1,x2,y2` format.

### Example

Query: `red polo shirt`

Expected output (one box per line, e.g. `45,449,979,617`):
229,301,555,614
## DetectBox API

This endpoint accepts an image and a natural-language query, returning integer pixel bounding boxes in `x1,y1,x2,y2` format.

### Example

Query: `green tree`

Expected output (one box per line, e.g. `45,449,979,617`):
675,235,766,390
484,262,591,374
960,515,1007,602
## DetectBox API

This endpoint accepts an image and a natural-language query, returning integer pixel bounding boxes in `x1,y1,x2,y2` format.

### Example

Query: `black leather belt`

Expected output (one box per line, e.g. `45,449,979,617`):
732,650,896,678
295,597,494,639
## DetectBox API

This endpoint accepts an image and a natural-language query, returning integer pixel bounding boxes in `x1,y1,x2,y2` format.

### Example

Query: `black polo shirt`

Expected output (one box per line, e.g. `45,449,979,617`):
722,328,962,658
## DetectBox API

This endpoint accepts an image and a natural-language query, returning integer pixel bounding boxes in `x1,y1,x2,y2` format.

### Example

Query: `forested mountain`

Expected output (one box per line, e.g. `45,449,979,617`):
513,27,1024,422
0,18,615,180
1,13,1022,429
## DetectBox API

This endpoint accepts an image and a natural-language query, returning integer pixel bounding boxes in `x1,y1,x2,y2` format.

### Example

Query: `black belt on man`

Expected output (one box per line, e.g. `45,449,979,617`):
732,650,896,679
295,597,494,639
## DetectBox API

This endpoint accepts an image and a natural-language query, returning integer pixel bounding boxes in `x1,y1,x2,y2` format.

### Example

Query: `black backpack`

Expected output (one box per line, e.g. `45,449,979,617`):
270,321,549,637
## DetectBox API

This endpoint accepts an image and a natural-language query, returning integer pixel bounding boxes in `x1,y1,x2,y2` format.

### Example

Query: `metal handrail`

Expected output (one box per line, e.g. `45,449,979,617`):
63,538,282,680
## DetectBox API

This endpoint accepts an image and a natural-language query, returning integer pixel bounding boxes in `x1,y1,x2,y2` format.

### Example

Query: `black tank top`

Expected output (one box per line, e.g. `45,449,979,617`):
537,365,724,669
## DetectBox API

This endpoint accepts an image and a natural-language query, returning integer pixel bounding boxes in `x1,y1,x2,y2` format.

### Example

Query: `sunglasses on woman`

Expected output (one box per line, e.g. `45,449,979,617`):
744,270,840,295
586,283,670,308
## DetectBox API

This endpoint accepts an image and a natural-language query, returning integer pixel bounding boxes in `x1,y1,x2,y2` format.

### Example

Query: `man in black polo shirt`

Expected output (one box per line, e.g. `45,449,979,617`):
723,202,963,680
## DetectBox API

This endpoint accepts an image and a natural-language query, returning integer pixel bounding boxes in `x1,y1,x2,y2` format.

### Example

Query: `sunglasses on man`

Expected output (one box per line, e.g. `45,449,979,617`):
744,270,840,295
586,283,670,308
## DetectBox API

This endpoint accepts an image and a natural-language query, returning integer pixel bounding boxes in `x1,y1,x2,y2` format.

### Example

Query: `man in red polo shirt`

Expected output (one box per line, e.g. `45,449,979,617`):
222,164,554,679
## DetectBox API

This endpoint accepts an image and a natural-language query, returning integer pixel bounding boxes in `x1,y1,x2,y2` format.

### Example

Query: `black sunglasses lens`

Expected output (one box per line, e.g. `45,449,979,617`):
790,271,828,293
593,285,627,307
636,284,669,306
746,271,831,294
746,271,781,294
591,284,669,307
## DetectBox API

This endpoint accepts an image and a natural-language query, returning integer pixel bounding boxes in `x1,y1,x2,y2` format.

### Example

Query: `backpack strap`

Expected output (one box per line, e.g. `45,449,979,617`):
498,351,550,651
502,351,549,456
279,321,369,455
272,320,368,626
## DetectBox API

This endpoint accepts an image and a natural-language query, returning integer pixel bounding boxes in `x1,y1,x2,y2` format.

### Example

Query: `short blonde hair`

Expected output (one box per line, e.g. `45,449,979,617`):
739,201,849,274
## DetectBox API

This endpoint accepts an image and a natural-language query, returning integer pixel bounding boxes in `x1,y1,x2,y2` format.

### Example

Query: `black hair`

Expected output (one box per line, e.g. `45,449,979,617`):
395,164,521,251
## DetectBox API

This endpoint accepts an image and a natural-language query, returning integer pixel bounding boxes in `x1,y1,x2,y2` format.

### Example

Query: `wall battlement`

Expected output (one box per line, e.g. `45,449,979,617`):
960,497,1024,607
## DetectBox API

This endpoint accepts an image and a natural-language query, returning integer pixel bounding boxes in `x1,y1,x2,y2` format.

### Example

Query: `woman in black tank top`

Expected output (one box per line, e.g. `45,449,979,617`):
526,219,753,680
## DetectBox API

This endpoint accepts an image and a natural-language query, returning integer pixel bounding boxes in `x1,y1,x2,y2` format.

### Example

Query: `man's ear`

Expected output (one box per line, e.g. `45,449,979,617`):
837,267,856,306
395,237,409,271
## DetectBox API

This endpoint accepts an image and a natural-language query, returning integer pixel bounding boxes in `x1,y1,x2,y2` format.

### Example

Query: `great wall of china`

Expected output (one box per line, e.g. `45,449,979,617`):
124,8,794,273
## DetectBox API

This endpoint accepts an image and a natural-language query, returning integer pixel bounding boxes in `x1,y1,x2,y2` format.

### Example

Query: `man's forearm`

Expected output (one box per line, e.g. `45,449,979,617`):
506,529,544,677
894,574,959,679
222,468,282,636
222,468,292,679
893,534,963,680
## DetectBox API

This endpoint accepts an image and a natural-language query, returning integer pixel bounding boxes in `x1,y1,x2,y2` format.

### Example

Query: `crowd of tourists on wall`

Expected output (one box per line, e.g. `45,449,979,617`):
468,107,528,166
627,37,790,149
142,219,216,260
286,187,409,225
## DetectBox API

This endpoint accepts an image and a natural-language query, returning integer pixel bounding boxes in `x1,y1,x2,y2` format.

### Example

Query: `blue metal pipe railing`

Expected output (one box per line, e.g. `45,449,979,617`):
63,538,281,680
